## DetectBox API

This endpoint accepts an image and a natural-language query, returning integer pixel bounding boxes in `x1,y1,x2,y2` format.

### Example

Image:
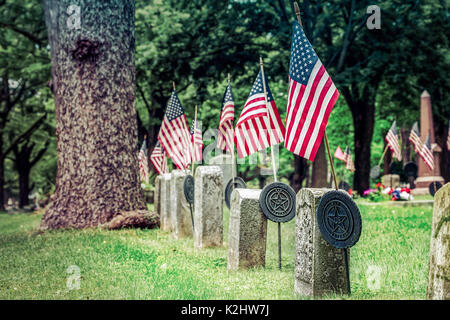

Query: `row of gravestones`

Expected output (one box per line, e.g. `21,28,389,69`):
154,165,352,298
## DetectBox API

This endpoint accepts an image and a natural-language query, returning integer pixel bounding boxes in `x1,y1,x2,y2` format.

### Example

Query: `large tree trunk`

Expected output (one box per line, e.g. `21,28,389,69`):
350,101,375,195
290,154,308,192
40,0,148,229
18,166,30,208
311,139,328,187
0,159,4,211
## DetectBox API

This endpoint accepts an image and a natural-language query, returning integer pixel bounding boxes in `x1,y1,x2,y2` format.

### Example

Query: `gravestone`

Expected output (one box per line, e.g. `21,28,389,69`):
381,174,400,188
154,175,162,216
228,188,267,270
208,154,235,196
160,173,172,231
427,182,450,300
194,166,223,249
413,91,444,195
170,170,193,239
295,188,350,298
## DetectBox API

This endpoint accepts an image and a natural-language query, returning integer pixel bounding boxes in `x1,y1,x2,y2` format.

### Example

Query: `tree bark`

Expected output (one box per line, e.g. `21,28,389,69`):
40,0,148,229
311,139,328,187
290,154,308,192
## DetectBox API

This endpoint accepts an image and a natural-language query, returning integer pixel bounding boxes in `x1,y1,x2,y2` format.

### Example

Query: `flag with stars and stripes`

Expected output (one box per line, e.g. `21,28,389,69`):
234,70,285,158
334,146,347,163
284,21,340,161
385,121,402,162
344,146,355,172
419,133,434,171
150,141,169,175
138,140,149,183
409,121,422,153
157,90,192,170
191,118,203,163
217,83,235,152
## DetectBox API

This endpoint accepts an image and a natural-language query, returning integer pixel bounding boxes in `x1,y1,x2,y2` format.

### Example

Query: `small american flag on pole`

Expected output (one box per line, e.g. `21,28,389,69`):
234,70,285,158
334,146,347,163
419,133,434,171
150,141,168,175
191,118,203,163
157,90,192,170
409,121,422,153
385,121,402,162
217,83,235,152
284,21,340,161
138,140,149,183
344,146,355,172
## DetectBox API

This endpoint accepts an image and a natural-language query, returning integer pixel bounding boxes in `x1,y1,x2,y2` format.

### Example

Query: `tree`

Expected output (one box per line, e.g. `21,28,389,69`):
40,0,150,229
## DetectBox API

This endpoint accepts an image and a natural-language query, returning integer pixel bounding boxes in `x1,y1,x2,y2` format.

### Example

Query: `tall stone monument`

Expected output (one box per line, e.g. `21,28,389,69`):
427,183,450,300
413,90,444,195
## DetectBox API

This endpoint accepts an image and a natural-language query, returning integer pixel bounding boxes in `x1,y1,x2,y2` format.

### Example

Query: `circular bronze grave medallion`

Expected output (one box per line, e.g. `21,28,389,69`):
429,181,442,197
225,177,247,209
338,181,350,192
370,165,381,179
259,182,296,223
183,175,195,204
316,190,362,249
403,162,418,178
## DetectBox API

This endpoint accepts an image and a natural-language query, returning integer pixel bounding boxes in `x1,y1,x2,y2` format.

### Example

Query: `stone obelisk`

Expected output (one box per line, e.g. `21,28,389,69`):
413,90,444,195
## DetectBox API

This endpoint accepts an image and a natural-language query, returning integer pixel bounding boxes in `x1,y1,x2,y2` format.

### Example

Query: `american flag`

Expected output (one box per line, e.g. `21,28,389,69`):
334,146,347,163
157,90,192,170
344,146,355,172
385,121,402,162
419,133,434,171
235,70,285,158
284,21,340,161
191,118,203,163
217,83,235,152
150,141,169,175
138,140,149,183
409,121,422,153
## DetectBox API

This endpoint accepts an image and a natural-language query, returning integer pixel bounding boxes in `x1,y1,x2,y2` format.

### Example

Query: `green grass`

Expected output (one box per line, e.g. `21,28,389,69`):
0,202,433,300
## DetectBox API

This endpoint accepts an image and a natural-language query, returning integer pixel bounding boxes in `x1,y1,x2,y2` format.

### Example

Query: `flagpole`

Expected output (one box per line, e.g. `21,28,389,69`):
378,145,389,167
192,105,198,176
294,1,349,294
228,73,237,187
260,56,283,270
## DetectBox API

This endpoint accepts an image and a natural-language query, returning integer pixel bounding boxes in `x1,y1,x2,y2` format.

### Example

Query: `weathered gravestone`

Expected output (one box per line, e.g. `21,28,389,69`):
381,174,400,188
194,166,223,249
228,188,267,270
208,154,235,196
160,173,172,231
294,188,350,297
154,175,162,216
427,182,450,300
170,170,193,239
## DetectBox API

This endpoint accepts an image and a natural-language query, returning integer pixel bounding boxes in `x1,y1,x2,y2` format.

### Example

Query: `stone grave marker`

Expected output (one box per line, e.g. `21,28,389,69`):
294,188,350,297
427,182,450,300
194,166,223,249
170,170,193,239
228,188,267,270
160,173,172,231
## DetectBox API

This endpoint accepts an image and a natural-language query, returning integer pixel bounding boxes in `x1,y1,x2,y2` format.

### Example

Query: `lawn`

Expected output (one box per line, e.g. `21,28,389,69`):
0,201,433,300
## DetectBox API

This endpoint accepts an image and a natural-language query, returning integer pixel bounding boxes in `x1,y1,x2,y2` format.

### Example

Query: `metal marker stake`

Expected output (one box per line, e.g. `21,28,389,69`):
260,57,282,270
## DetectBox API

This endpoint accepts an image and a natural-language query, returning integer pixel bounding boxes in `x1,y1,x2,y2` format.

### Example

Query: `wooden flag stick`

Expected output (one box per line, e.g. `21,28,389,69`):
260,56,282,270
227,74,237,185
377,145,389,167
172,81,176,91
259,57,278,183
191,105,198,175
